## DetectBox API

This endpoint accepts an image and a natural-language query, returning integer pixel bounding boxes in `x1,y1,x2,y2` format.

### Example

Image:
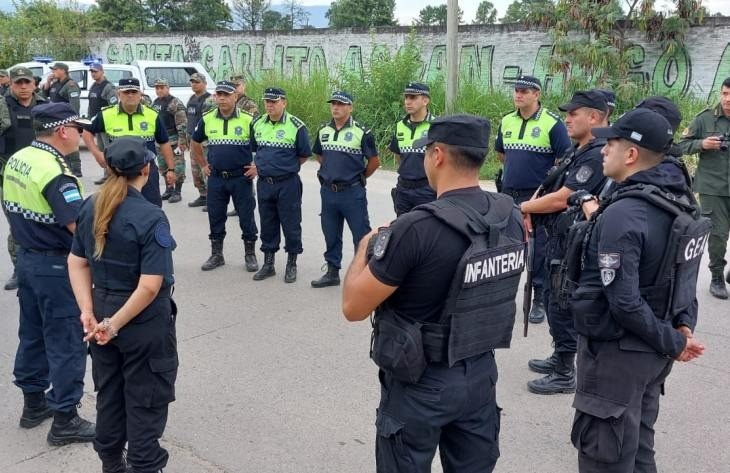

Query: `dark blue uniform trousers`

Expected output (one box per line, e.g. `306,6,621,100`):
257,175,303,254
544,234,577,353
320,183,371,269
141,161,162,208
376,352,501,473
91,289,178,473
507,191,546,290
392,184,436,216
207,174,258,242
13,249,86,412
572,337,674,473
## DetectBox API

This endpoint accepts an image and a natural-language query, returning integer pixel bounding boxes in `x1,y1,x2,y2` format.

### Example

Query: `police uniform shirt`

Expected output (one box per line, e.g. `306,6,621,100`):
192,108,253,170
577,167,691,356
86,104,170,154
71,187,175,291
388,113,434,180
313,116,378,184
562,140,606,193
4,142,82,251
369,187,524,323
250,111,311,177
494,106,572,190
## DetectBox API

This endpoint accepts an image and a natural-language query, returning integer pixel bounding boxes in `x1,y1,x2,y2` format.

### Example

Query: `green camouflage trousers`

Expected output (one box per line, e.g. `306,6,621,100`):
157,136,186,184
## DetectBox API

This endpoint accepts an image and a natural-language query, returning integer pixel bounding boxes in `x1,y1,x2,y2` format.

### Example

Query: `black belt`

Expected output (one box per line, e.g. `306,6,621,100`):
259,173,295,184
94,285,174,299
502,188,537,199
319,176,362,192
24,248,69,257
212,168,246,179
397,177,430,189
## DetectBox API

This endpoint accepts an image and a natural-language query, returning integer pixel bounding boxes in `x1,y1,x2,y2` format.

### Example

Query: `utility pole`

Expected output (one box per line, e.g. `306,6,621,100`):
446,0,459,114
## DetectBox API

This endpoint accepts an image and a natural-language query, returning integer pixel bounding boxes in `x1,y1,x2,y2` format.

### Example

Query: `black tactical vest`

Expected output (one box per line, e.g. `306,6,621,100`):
88,79,111,117
186,92,210,135
370,193,525,382
49,78,70,103
1,96,38,159
566,184,710,340
153,95,176,134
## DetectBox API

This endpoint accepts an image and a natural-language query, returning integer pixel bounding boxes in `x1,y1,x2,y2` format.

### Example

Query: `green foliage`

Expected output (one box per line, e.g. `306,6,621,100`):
501,0,554,24
415,5,464,27
230,0,271,30
89,0,230,32
474,1,498,24
87,0,148,33
326,0,397,28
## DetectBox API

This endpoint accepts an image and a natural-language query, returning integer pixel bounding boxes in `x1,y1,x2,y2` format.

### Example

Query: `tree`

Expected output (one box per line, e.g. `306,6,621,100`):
87,0,148,33
414,4,463,26
500,0,554,24
326,0,397,28
183,0,232,31
262,10,291,30
474,1,498,24
231,0,271,30
280,0,310,29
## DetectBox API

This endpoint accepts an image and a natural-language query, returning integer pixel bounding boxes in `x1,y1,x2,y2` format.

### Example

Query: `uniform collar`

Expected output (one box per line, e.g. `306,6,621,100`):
116,103,144,115
329,116,353,129
713,103,730,119
127,186,145,199
403,111,433,125
7,91,44,107
265,110,288,124
31,140,66,161
514,104,543,120
216,107,239,120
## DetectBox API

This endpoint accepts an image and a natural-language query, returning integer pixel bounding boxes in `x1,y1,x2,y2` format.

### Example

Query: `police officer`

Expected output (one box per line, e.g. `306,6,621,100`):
678,77,730,299
68,137,178,473
230,73,258,116
42,62,83,177
250,87,311,283
0,69,10,96
152,78,188,204
0,67,48,290
82,78,176,207
311,91,379,288
389,82,436,215
192,81,258,273
342,114,525,473
495,75,572,323
519,90,609,395
186,73,215,210
3,103,95,446
87,60,118,185
568,109,706,472
595,88,616,120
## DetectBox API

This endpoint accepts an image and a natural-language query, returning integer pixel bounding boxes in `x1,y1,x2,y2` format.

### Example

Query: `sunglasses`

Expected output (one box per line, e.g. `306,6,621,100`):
56,124,84,133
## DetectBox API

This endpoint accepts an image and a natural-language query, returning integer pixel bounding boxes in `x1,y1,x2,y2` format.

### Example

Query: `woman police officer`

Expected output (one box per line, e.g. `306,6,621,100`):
68,136,178,473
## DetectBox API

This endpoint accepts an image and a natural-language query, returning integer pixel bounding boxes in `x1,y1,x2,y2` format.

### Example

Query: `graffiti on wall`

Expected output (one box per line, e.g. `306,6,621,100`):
97,29,730,101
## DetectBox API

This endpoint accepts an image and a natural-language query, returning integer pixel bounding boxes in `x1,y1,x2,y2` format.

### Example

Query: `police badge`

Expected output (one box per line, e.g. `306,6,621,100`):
575,165,593,184
276,130,286,139
598,252,620,286
345,131,353,142
531,126,541,138
234,126,243,135
140,121,148,131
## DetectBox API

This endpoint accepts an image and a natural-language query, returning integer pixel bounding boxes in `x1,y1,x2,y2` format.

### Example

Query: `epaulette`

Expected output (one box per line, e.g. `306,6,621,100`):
237,108,254,118
100,104,116,112
695,108,712,118
202,107,218,117
353,120,372,134
251,114,265,127
546,110,562,121
502,109,516,118
289,114,305,129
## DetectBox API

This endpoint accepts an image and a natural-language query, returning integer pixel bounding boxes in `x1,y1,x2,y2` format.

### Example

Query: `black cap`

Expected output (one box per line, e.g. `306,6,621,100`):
595,88,616,109
262,87,286,101
413,114,491,151
118,78,141,91
31,103,91,129
635,96,682,133
404,82,430,96
50,62,69,72
514,75,541,91
105,137,156,176
592,108,673,153
215,80,236,94
559,90,609,113
327,91,353,105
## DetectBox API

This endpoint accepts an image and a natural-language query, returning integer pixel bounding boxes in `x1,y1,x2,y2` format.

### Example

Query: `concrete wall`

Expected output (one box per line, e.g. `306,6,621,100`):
92,18,730,100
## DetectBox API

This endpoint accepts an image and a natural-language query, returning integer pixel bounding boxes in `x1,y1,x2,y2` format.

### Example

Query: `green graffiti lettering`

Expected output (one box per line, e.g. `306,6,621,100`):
217,46,234,81
201,45,215,80
254,44,284,77
459,45,479,83
235,43,252,78
626,45,649,86
285,46,309,76
154,44,172,61
532,45,563,93
309,46,327,76
425,45,446,83
480,46,494,92
343,46,363,77
709,43,730,102
652,45,691,96
122,44,134,65
172,45,185,62
135,44,148,61
107,44,119,64
371,45,390,64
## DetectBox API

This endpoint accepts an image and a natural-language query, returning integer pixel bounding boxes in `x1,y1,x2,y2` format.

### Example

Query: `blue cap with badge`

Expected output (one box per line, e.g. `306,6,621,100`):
32,103,91,129
404,82,430,97
592,108,673,153
262,87,286,101
118,78,141,91
514,75,541,91
327,91,353,105
104,136,156,176
215,80,236,94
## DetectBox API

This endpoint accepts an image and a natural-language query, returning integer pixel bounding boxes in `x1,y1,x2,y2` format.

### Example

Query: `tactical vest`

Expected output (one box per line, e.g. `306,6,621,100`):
101,105,158,144
186,92,211,134
3,141,83,224
49,78,70,103
88,79,111,117
370,193,525,382
395,115,432,180
1,96,37,159
153,95,176,133
564,184,710,340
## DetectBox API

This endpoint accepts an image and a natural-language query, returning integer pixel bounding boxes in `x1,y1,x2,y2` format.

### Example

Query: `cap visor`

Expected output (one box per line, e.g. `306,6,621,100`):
71,118,92,127
327,99,351,105
12,76,33,82
591,126,621,139
412,136,434,148
558,102,582,112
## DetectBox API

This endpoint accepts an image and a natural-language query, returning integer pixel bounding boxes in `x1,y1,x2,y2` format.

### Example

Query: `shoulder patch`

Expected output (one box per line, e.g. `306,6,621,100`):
154,221,173,248
108,96,118,105
575,165,594,184
372,228,392,260
59,183,82,203
598,252,620,269
289,114,305,128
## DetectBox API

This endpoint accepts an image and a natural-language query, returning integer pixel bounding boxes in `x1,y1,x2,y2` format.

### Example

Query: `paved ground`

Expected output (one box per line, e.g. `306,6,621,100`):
0,153,728,473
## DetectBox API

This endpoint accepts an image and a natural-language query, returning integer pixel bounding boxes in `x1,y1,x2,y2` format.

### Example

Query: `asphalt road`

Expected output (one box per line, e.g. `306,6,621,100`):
0,152,728,473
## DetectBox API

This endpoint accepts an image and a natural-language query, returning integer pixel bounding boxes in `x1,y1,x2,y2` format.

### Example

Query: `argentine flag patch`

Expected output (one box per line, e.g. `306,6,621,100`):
61,187,82,203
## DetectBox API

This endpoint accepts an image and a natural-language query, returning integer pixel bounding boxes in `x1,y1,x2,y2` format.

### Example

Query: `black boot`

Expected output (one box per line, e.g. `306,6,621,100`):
201,240,225,271
710,275,728,300
244,241,258,272
284,254,297,283
19,391,52,428
168,183,182,203
47,408,96,446
4,269,18,290
527,352,576,395
528,292,546,324
188,195,207,207
101,450,132,473
227,209,238,217
311,264,340,288
253,253,276,280
161,186,174,200
527,350,559,374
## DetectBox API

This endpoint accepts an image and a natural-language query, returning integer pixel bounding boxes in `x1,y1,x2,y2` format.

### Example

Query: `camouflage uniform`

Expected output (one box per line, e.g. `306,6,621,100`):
186,91,216,195
152,94,188,184
237,95,259,116
43,63,82,176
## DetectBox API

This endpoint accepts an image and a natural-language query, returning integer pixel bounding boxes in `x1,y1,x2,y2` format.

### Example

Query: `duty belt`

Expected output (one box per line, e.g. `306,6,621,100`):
318,175,362,192
94,285,174,299
397,177,430,189
24,247,69,257
502,188,537,199
259,173,295,184
212,168,246,179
